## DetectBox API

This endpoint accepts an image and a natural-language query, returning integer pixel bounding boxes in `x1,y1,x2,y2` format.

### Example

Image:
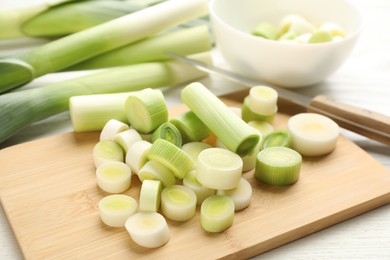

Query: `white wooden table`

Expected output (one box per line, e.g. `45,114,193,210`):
1,0,389,259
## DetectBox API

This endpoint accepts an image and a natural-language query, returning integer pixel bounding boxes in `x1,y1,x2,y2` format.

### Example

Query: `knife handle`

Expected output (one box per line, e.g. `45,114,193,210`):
308,95,390,145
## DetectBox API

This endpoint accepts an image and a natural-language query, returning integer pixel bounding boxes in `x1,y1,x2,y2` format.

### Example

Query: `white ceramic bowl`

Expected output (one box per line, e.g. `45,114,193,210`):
210,0,362,88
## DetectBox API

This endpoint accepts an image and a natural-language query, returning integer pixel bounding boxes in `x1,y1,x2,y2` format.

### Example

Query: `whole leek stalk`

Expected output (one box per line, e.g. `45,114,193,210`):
21,0,165,38
0,0,208,93
0,59,208,144
66,25,211,70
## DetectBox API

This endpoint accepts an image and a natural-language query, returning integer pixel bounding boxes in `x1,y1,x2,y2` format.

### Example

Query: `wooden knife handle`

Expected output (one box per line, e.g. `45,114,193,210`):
308,95,390,145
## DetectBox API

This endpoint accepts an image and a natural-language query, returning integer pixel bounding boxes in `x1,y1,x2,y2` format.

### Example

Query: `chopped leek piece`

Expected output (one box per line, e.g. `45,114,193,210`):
200,195,235,233
161,185,197,221
248,86,278,116
138,160,176,188
147,139,194,179
217,178,252,211
125,140,152,175
99,194,137,227
183,170,215,205
152,122,182,147
93,140,124,168
288,113,339,156
0,0,209,93
242,97,276,124
309,31,333,43
262,130,291,149
196,148,243,190
125,88,168,134
125,212,170,248
255,146,302,185
252,22,277,40
170,110,211,143
139,180,162,212
66,59,208,133
100,119,129,141
96,161,131,193
181,82,260,156
114,129,142,153
181,142,211,167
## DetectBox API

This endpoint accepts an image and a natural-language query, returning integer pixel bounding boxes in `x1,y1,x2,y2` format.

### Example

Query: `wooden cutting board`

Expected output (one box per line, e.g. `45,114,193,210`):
1,92,390,259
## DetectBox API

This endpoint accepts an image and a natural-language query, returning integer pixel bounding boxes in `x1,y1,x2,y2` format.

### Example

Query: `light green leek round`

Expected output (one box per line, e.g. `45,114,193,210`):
255,146,302,185
152,122,182,147
200,195,235,233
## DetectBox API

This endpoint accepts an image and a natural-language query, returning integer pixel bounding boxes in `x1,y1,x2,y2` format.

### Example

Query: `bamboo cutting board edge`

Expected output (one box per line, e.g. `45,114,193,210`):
0,100,390,259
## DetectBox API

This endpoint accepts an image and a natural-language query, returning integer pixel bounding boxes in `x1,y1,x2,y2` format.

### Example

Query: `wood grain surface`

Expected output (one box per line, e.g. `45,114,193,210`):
1,97,389,259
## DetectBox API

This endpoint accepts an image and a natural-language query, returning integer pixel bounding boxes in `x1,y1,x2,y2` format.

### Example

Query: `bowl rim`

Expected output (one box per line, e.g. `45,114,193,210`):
209,0,362,47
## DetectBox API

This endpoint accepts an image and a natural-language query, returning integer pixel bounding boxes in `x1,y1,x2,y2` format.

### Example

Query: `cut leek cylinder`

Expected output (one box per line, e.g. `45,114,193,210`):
181,82,260,156
309,31,333,43
161,185,197,221
170,111,211,143
139,180,162,212
319,22,346,37
262,130,290,149
125,212,170,248
96,161,131,193
100,119,129,141
200,195,235,233
252,22,277,40
152,122,182,147
93,140,124,168
138,160,176,188
242,97,276,124
99,194,137,227
288,113,339,156
181,142,211,167
255,146,302,185
68,25,212,70
196,148,243,190
114,129,142,153
125,88,168,134
66,59,208,133
125,140,152,174
247,121,274,138
147,139,194,179
248,86,278,116
0,0,209,93
278,14,316,37
183,170,215,205
217,178,252,211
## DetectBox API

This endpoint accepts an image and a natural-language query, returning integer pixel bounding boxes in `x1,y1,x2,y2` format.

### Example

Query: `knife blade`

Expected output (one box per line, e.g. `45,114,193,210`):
167,52,390,145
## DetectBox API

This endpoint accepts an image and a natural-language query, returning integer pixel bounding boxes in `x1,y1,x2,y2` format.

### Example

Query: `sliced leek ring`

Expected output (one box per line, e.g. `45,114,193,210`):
99,194,137,227
96,161,131,193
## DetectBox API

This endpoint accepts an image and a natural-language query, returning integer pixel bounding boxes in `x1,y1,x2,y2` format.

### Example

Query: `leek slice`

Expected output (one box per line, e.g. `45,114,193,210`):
93,140,124,168
96,161,131,193
242,97,276,124
125,140,152,174
217,178,252,211
0,0,209,93
183,170,215,205
248,86,278,116
139,180,162,212
100,119,129,141
147,139,194,179
125,212,170,248
99,194,137,227
152,122,182,147
138,160,176,188
247,121,274,138
288,113,339,156
161,185,197,221
262,130,291,149
200,195,235,233
170,111,211,143
196,148,243,190
255,146,302,185
181,82,260,156
114,129,142,153
125,88,168,134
